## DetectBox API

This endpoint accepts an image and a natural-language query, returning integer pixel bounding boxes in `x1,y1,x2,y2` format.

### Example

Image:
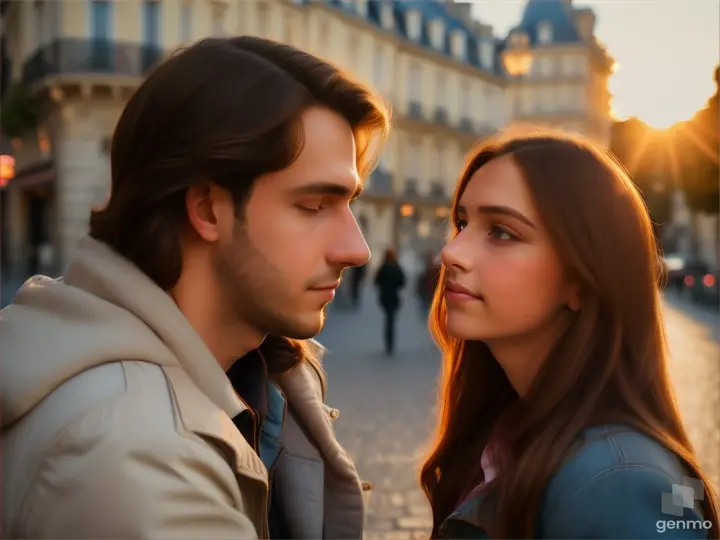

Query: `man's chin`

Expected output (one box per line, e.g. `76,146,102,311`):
279,310,326,340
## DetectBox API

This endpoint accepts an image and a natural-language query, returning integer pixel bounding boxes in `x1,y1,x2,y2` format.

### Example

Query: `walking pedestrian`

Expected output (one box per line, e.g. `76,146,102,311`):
416,252,441,319
374,248,406,355
0,37,389,539
349,263,367,309
421,129,720,539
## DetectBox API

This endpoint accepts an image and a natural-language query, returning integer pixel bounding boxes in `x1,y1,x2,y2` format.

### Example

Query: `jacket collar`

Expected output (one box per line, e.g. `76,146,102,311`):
274,360,359,481
64,236,248,420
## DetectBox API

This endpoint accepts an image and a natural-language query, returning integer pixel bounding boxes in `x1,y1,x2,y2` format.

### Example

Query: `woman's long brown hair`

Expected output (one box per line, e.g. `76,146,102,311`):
420,129,720,538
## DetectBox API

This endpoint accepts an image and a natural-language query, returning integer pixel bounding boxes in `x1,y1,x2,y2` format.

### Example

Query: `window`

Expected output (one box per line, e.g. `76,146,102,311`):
435,72,445,108
283,13,295,43
211,1,226,35
479,40,493,70
539,87,553,112
407,61,421,102
450,30,466,60
257,3,269,36
142,1,161,46
90,0,112,41
435,145,444,180
537,21,553,44
180,1,193,42
408,139,421,180
406,9,421,41
49,0,61,39
372,43,385,90
430,19,444,50
459,81,470,118
33,1,44,45
346,32,359,68
520,87,533,115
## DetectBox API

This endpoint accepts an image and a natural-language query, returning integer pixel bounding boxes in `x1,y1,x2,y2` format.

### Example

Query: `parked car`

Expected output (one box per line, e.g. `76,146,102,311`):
683,268,719,309
662,253,706,291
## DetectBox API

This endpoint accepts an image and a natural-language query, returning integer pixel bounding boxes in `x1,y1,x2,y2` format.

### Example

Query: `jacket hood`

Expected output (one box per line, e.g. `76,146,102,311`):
0,236,246,428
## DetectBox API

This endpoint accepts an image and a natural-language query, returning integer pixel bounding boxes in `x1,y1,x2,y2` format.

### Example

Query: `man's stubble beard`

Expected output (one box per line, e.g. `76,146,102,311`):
212,222,326,340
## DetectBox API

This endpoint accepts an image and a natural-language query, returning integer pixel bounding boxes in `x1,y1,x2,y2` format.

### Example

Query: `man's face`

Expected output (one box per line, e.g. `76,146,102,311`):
214,106,370,339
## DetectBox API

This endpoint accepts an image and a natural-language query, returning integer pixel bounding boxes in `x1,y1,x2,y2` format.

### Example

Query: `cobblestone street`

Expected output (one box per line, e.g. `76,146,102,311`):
318,285,720,539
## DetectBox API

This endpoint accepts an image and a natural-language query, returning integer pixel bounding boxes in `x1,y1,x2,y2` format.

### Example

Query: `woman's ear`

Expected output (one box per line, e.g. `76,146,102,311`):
567,283,581,312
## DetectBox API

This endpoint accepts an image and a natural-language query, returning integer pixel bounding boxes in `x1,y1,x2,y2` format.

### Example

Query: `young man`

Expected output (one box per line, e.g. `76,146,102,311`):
0,37,389,539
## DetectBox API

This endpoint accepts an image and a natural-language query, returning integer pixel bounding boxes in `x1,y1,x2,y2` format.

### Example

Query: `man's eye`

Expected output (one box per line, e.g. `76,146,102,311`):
297,205,322,214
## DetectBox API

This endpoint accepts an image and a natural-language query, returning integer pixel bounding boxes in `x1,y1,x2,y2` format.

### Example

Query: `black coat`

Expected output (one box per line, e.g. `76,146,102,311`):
374,262,406,311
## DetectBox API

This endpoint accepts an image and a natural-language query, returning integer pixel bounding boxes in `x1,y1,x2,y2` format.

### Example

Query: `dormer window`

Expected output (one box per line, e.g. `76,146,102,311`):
479,39,494,70
509,29,529,48
406,8,421,41
430,18,444,50
537,21,553,44
356,0,368,18
380,1,394,30
450,29,466,60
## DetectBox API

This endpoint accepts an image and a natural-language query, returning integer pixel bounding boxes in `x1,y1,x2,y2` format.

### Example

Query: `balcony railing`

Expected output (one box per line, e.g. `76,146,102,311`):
408,101,423,120
459,116,474,134
22,38,163,87
404,178,419,197
366,168,392,195
434,107,449,125
429,181,448,202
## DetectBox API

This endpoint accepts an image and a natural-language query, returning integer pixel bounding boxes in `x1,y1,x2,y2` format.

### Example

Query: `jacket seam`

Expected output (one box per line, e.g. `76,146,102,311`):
543,463,678,528
608,432,627,464
16,367,130,537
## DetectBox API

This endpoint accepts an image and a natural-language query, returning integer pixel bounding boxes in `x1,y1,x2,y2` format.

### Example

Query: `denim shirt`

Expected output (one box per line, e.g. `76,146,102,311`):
440,425,710,539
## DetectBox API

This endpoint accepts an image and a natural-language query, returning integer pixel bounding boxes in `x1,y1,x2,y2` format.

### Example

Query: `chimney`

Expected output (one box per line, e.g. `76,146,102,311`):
445,1,472,24
573,8,596,40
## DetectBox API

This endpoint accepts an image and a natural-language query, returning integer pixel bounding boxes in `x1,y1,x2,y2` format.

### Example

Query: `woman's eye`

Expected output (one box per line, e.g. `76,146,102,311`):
489,225,515,241
455,219,467,231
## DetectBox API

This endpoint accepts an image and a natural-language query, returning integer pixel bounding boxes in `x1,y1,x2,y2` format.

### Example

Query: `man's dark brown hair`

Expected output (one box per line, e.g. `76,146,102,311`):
89,36,390,290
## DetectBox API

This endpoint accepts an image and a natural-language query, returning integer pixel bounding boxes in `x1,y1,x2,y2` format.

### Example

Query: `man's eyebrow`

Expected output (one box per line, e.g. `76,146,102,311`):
289,181,362,199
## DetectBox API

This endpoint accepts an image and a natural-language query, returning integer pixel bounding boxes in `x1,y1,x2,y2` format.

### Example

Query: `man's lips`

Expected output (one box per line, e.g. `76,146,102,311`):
309,281,341,291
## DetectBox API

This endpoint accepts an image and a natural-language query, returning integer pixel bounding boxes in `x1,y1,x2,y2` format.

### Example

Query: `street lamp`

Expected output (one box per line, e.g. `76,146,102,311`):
502,31,533,77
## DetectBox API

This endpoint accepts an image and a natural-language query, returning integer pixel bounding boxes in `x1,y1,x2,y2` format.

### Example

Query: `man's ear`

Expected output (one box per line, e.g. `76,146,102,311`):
186,183,221,242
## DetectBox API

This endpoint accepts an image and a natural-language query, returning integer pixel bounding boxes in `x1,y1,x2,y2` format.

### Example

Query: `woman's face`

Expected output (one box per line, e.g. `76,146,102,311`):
441,155,577,345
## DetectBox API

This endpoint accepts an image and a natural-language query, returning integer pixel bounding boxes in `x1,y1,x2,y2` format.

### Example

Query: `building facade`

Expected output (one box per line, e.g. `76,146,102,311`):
501,0,614,144
0,0,612,280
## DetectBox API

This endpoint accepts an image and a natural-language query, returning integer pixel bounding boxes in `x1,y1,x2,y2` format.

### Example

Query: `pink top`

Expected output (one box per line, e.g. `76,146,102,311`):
455,439,501,507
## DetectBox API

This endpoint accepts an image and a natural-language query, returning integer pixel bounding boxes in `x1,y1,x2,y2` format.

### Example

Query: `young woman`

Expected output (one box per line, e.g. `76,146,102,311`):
420,130,719,539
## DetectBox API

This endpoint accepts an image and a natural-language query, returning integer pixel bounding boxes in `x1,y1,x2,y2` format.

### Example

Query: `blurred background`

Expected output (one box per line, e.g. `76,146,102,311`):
0,1,718,538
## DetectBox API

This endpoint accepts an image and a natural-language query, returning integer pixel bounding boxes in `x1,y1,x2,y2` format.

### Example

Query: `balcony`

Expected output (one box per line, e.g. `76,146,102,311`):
22,38,163,88
459,116,474,134
429,181,448,203
404,178,419,197
433,107,449,126
365,168,393,197
408,101,423,120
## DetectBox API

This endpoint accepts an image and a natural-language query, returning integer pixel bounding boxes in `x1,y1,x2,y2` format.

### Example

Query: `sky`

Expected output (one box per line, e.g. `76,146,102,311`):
471,0,720,129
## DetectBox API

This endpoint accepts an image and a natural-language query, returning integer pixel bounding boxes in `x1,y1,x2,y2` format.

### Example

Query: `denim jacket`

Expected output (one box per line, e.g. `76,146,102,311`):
440,425,710,539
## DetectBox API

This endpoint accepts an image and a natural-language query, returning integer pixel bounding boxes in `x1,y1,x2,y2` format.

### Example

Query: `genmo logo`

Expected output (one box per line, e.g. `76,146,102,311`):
657,476,710,534
656,520,712,534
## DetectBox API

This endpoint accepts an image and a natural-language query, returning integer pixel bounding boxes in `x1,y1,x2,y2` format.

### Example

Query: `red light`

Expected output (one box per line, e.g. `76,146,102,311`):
702,274,716,288
684,275,695,287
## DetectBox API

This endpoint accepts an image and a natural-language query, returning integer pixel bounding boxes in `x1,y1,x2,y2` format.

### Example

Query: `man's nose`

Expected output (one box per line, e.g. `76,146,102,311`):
329,212,371,268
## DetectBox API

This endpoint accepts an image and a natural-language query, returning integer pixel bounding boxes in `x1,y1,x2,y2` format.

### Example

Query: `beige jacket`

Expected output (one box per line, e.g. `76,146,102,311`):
0,236,367,539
